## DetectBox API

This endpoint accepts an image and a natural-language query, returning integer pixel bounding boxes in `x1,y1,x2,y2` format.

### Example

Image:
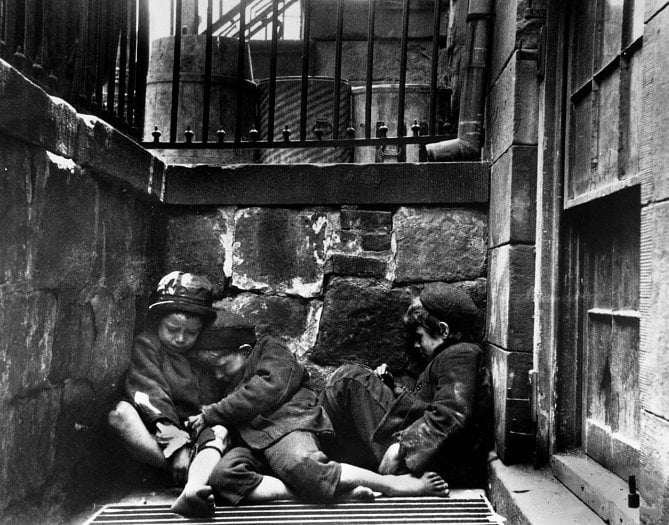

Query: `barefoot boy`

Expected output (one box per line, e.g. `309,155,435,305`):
107,271,225,485
182,331,449,515
320,283,492,489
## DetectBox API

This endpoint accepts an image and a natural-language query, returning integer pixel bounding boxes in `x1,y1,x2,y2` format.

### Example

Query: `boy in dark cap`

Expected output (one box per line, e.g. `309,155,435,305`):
320,282,492,489
108,271,229,486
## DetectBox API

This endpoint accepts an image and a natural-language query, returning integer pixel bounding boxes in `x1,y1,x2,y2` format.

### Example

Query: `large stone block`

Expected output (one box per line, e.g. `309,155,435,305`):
216,293,319,359
312,278,412,368
640,8,669,205
487,244,535,352
489,146,537,247
29,150,99,289
0,388,61,512
0,60,79,158
487,55,539,162
76,115,163,200
340,209,392,232
164,207,235,290
328,254,388,278
0,290,57,401
394,206,487,283
640,202,669,417
232,208,333,298
49,287,136,385
491,0,545,83
0,137,31,284
488,343,534,464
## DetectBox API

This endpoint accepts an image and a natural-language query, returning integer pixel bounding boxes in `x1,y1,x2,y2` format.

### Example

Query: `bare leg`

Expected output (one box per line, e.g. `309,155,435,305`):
108,401,167,469
243,475,296,502
338,464,449,498
170,448,221,517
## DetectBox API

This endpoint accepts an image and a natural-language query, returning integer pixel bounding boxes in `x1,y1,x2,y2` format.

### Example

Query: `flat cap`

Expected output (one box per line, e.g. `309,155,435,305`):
419,283,478,326
195,311,256,351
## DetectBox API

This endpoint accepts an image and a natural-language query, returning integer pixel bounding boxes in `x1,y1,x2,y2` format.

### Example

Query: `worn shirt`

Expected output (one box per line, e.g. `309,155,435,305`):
201,335,333,449
125,330,222,430
372,341,491,481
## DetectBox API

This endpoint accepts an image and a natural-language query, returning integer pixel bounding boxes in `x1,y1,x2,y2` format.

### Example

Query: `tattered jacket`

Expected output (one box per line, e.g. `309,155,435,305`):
201,335,333,449
125,331,221,430
372,342,491,484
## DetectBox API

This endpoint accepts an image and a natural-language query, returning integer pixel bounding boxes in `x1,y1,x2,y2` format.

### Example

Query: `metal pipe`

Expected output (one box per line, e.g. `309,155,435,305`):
397,0,410,138
425,0,493,161
202,0,213,143
364,0,376,140
333,0,344,139
169,0,183,142
300,0,311,140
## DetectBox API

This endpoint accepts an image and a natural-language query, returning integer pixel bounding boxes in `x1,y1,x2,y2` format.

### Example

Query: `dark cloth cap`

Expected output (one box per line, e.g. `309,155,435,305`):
195,311,256,351
419,283,478,326
148,271,217,322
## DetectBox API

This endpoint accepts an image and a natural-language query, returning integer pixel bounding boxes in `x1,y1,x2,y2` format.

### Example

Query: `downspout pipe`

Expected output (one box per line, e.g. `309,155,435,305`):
425,0,494,161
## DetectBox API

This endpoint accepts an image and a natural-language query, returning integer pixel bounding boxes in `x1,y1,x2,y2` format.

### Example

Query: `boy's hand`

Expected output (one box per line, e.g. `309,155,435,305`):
186,413,206,435
169,445,191,485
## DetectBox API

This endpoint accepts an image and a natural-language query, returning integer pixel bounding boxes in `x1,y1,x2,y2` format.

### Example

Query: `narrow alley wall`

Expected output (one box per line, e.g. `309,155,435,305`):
160,203,488,384
0,59,165,523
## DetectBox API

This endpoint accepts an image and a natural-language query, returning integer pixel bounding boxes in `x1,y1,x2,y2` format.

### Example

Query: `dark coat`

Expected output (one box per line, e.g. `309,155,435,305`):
372,341,492,485
201,335,333,450
125,331,221,430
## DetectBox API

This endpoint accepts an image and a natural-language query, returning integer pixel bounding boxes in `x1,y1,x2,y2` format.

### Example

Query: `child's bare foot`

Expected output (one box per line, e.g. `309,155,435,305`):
387,472,450,497
170,485,216,517
335,485,378,501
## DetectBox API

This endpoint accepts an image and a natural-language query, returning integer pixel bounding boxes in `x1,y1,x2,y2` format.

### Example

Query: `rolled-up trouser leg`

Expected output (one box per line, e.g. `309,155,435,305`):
319,364,396,469
263,431,341,502
208,447,266,505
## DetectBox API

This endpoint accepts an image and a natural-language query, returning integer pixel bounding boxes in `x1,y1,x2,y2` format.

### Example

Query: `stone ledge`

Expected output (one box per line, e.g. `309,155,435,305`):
164,162,489,206
488,456,605,525
0,58,164,201
551,452,641,525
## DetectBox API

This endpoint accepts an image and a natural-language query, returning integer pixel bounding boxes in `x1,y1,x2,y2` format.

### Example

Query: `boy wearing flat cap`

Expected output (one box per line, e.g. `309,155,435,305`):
108,271,232,487
320,282,492,489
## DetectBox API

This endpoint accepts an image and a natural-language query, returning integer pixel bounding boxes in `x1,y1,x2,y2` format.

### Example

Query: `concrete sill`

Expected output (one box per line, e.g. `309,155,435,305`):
551,452,641,525
488,456,605,525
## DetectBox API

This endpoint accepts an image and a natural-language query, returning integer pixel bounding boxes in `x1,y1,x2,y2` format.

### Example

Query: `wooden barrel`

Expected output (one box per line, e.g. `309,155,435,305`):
257,76,352,163
144,34,256,146
351,83,451,162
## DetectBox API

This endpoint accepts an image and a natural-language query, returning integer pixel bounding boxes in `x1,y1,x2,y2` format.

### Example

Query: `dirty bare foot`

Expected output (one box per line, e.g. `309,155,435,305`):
335,485,378,501
387,472,450,497
170,485,215,517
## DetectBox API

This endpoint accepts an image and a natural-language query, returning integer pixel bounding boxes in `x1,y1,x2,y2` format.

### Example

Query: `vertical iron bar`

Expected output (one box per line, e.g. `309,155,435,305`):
170,0,183,142
94,1,104,109
234,0,247,143
429,0,441,135
267,0,280,143
127,0,137,125
364,0,376,139
397,0,410,138
299,0,311,140
118,0,129,119
107,2,118,115
135,0,149,134
332,0,344,139
0,0,5,59
202,0,213,143
170,0,175,35
34,0,44,61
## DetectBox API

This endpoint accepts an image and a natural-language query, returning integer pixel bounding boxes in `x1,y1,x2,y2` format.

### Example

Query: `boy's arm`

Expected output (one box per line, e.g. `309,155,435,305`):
125,334,181,429
395,345,480,472
201,337,304,426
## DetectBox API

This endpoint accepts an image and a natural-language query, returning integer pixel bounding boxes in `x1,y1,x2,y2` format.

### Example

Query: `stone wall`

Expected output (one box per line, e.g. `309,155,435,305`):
0,59,164,523
162,204,488,386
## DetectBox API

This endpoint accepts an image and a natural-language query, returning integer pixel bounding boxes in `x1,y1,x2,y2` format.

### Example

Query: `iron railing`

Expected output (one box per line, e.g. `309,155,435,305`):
143,0,454,162
0,0,149,138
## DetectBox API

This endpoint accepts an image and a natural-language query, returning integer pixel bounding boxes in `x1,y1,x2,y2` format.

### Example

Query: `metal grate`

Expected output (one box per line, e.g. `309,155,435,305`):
87,496,504,525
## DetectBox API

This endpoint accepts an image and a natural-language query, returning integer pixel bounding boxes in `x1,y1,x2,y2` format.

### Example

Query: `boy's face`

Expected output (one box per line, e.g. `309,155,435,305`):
414,325,447,361
158,312,204,354
210,352,247,382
